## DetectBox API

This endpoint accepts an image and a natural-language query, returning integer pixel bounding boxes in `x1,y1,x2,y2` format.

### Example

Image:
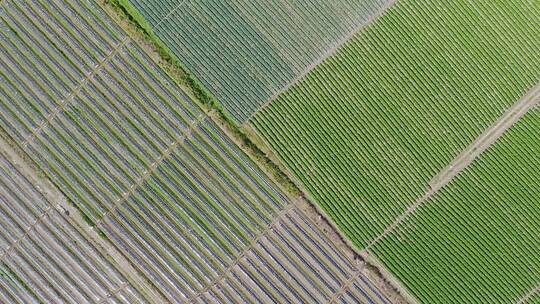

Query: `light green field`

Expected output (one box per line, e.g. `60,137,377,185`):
124,0,392,122
251,0,540,248
373,108,540,303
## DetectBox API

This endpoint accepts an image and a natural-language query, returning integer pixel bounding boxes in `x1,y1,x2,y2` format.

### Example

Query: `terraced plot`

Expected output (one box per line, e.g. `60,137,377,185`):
251,0,540,248
0,0,392,302
123,0,394,122
0,140,148,303
372,108,540,303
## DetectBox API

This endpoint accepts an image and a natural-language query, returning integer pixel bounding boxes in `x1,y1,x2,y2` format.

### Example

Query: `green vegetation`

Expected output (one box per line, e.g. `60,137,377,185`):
529,293,540,304
373,108,540,303
0,0,290,299
251,0,540,248
124,0,392,122
0,263,41,302
107,0,217,110
104,0,303,198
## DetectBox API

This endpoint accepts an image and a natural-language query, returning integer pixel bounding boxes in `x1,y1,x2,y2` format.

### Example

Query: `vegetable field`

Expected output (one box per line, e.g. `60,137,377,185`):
251,0,540,249
124,0,393,122
373,108,540,303
0,0,392,302
0,141,146,303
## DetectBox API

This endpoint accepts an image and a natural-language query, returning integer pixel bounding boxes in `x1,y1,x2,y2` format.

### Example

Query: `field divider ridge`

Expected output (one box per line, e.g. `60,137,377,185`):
0,130,166,302
361,82,540,254
0,205,54,262
186,203,295,304
94,112,207,227
21,36,131,149
327,265,367,304
244,0,400,124
96,282,129,304
516,282,540,304
153,0,190,29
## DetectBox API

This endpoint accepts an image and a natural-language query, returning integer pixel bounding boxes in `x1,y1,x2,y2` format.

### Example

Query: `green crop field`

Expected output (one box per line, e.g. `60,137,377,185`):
251,0,540,248
123,0,392,122
1,0,539,302
0,0,392,302
373,108,540,303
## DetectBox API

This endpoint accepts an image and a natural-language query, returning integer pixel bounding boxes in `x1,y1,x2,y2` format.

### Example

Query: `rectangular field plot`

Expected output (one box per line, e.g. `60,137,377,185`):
192,206,389,304
0,145,145,304
126,0,393,122
0,0,391,302
373,108,540,303
251,0,540,248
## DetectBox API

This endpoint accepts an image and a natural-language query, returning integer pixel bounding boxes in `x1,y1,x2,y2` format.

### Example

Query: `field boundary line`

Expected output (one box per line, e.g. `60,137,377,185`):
362,82,540,253
97,282,129,304
21,37,130,149
153,0,189,29
0,131,167,303
187,203,295,303
328,267,366,304
244,0,400,123
516,282,540,304
0,205,53,262
94,113,207,226
239,123,416,303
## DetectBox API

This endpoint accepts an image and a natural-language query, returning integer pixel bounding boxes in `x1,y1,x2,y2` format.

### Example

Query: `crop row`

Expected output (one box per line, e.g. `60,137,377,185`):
192,206,388,304
0,0,125,143
0,0,390,302
373,108,540,303
0,149,144,303
127,0,392,122
251,0,540,249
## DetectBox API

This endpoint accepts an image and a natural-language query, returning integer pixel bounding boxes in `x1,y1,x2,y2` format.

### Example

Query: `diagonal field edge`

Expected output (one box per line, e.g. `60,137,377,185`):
0,134,162,302
516,282,540,304
186,203,295,304
245,0,401,124
361,82,540,253
94,112,208,227
21,37,131,148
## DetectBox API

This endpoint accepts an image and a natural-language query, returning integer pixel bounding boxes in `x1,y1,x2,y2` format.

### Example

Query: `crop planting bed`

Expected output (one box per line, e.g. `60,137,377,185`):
373,108,540,303
530,294,540,304
125,0,393,122
251,0,540,248
0,0,390,302
0,145,145,303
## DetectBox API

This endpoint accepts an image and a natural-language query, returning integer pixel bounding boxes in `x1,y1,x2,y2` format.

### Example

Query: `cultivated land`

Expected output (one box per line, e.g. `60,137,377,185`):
122,0,394,122
251,0,540,250
0,0,399,302
373,108,540,303
525,292,540,304
0,136,150,303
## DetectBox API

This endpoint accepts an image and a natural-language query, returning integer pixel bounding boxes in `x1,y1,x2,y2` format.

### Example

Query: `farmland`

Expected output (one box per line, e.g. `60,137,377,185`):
122,0,394,122
0,0,395,302
372,108,540,303
251,0,540,249
0,137,149,303
2,0,538,301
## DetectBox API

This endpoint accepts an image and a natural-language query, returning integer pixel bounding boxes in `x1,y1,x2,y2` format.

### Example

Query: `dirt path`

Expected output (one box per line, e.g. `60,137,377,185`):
94,113,206,227
185,204,295,304
22,37,130,148
516,283,540,304
0,133,165,303
363,83,540,252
